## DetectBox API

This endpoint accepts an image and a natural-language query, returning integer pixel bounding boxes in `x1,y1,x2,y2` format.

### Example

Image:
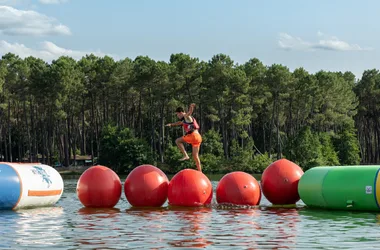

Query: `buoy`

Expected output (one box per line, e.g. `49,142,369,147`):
168,169,213,207
216,171,261,206
261,159,304,205
298,165,380,211
76,165,121,208
0,162,64,210
124,164,169,207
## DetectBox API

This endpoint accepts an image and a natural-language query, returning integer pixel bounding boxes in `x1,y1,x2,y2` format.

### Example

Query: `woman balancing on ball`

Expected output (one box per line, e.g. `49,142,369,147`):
165,103,202,172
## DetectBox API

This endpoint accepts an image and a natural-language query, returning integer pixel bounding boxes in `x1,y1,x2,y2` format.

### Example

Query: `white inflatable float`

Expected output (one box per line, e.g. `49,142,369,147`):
0,162,64,210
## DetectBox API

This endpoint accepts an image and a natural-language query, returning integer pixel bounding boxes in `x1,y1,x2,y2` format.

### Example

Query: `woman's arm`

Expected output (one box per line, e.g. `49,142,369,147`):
165,121,183,127
184,103,196,118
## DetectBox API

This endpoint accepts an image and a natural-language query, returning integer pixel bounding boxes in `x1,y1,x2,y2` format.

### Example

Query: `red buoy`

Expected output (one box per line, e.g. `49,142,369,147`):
76,165,122,208
261,159,304,205
216,171,261,206
124,164,169,207
168,169,213,207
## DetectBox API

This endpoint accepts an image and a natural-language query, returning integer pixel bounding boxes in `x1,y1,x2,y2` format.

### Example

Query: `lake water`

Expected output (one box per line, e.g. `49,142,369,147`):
1,176,380,249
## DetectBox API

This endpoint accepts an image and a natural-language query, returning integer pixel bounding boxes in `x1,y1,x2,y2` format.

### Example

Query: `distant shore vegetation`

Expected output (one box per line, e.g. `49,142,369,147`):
1,52,375,174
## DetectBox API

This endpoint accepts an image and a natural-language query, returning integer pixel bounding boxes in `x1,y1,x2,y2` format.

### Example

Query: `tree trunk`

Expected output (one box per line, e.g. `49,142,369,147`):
24,100,31,162
276,97,281,159
31,102,37,162
96,105,100,159
159,102,164,163
268,95,276,159
8,100,12,162
218,103,228,158
17,102,21,162
81,96,86,155
57,124,63,166
67,113,71,164
64,119,70,167
90,94,95,164
138,91,142,138
48,106,54,166
72,114,77,166
41,119,46,164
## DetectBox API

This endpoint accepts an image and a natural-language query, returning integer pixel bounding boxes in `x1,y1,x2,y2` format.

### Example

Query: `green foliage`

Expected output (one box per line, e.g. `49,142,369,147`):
319,132,340,166
284,126,360,169
284,126,325,170
0,60,5,94
226,138,254,172
98,124,153,173
354,69,380,163
251,153,273,173
162,142,193,173
201,129,224,156
333,126,361,165
312,71,358,129
222,138,273,173
200,153,223,173
290,68,316,128
0,52,375,171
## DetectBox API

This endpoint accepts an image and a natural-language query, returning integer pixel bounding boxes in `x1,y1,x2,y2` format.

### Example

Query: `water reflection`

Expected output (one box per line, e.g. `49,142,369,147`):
211,207,261,249
261,208,300,249
13,206,65,248
74,207,123,248
78,207,121,217
125,206,167,216
297,208,380,248
210,206,301,249
126,206,167,237
166,206,214,248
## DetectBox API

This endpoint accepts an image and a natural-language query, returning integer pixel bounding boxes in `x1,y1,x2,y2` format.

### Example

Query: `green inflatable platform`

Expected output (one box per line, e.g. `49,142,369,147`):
298,166,380,211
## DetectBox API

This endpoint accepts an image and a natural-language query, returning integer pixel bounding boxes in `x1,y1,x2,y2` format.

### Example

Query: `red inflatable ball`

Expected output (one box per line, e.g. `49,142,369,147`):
124,164,169,207
76,165,122,208
168,169,213,207
216,171,261,206
261,159,304,205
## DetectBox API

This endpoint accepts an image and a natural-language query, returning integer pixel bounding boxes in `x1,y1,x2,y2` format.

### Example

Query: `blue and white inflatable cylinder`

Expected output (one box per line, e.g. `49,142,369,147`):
0,163,64,210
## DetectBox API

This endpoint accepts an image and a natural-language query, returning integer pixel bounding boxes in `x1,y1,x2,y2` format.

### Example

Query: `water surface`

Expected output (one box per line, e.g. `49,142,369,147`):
1,177,380,249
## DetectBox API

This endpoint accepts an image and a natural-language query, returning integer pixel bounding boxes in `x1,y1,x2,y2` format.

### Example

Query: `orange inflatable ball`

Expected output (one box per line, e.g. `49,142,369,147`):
216,171,261,206
124,164,169,207
261,159,304,205
76,165,122,208
168,169,213,207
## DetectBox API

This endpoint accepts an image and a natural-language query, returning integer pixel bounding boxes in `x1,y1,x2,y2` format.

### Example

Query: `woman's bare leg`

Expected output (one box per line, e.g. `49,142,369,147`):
192,145,202,172
176,137,190,161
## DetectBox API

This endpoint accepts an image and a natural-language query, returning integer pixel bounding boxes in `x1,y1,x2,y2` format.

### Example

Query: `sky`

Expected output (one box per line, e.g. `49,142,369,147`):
0,0,379,79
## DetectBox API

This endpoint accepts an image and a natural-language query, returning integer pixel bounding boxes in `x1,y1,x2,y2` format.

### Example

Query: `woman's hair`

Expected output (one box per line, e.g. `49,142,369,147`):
175,107,184,113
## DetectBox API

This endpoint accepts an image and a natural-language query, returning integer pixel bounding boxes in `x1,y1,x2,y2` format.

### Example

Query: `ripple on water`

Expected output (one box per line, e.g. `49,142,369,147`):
1,179,380,249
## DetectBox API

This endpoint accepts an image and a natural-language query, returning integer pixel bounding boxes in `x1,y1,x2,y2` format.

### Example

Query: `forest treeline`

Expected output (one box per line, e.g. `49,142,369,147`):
0,52,378,174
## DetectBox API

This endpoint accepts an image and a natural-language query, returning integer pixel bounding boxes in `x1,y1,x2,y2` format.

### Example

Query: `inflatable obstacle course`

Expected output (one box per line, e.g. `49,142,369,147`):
298,165,380,211
168,168,213,207
216,171,261,206
0,163,64,210
261,159,304,205
75,159,304,209
2,158,375,213
124,164,169,207
76,165,122,208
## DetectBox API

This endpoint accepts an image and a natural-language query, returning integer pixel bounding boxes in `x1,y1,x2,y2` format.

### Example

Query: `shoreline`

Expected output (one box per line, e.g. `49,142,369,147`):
55,166,90,176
